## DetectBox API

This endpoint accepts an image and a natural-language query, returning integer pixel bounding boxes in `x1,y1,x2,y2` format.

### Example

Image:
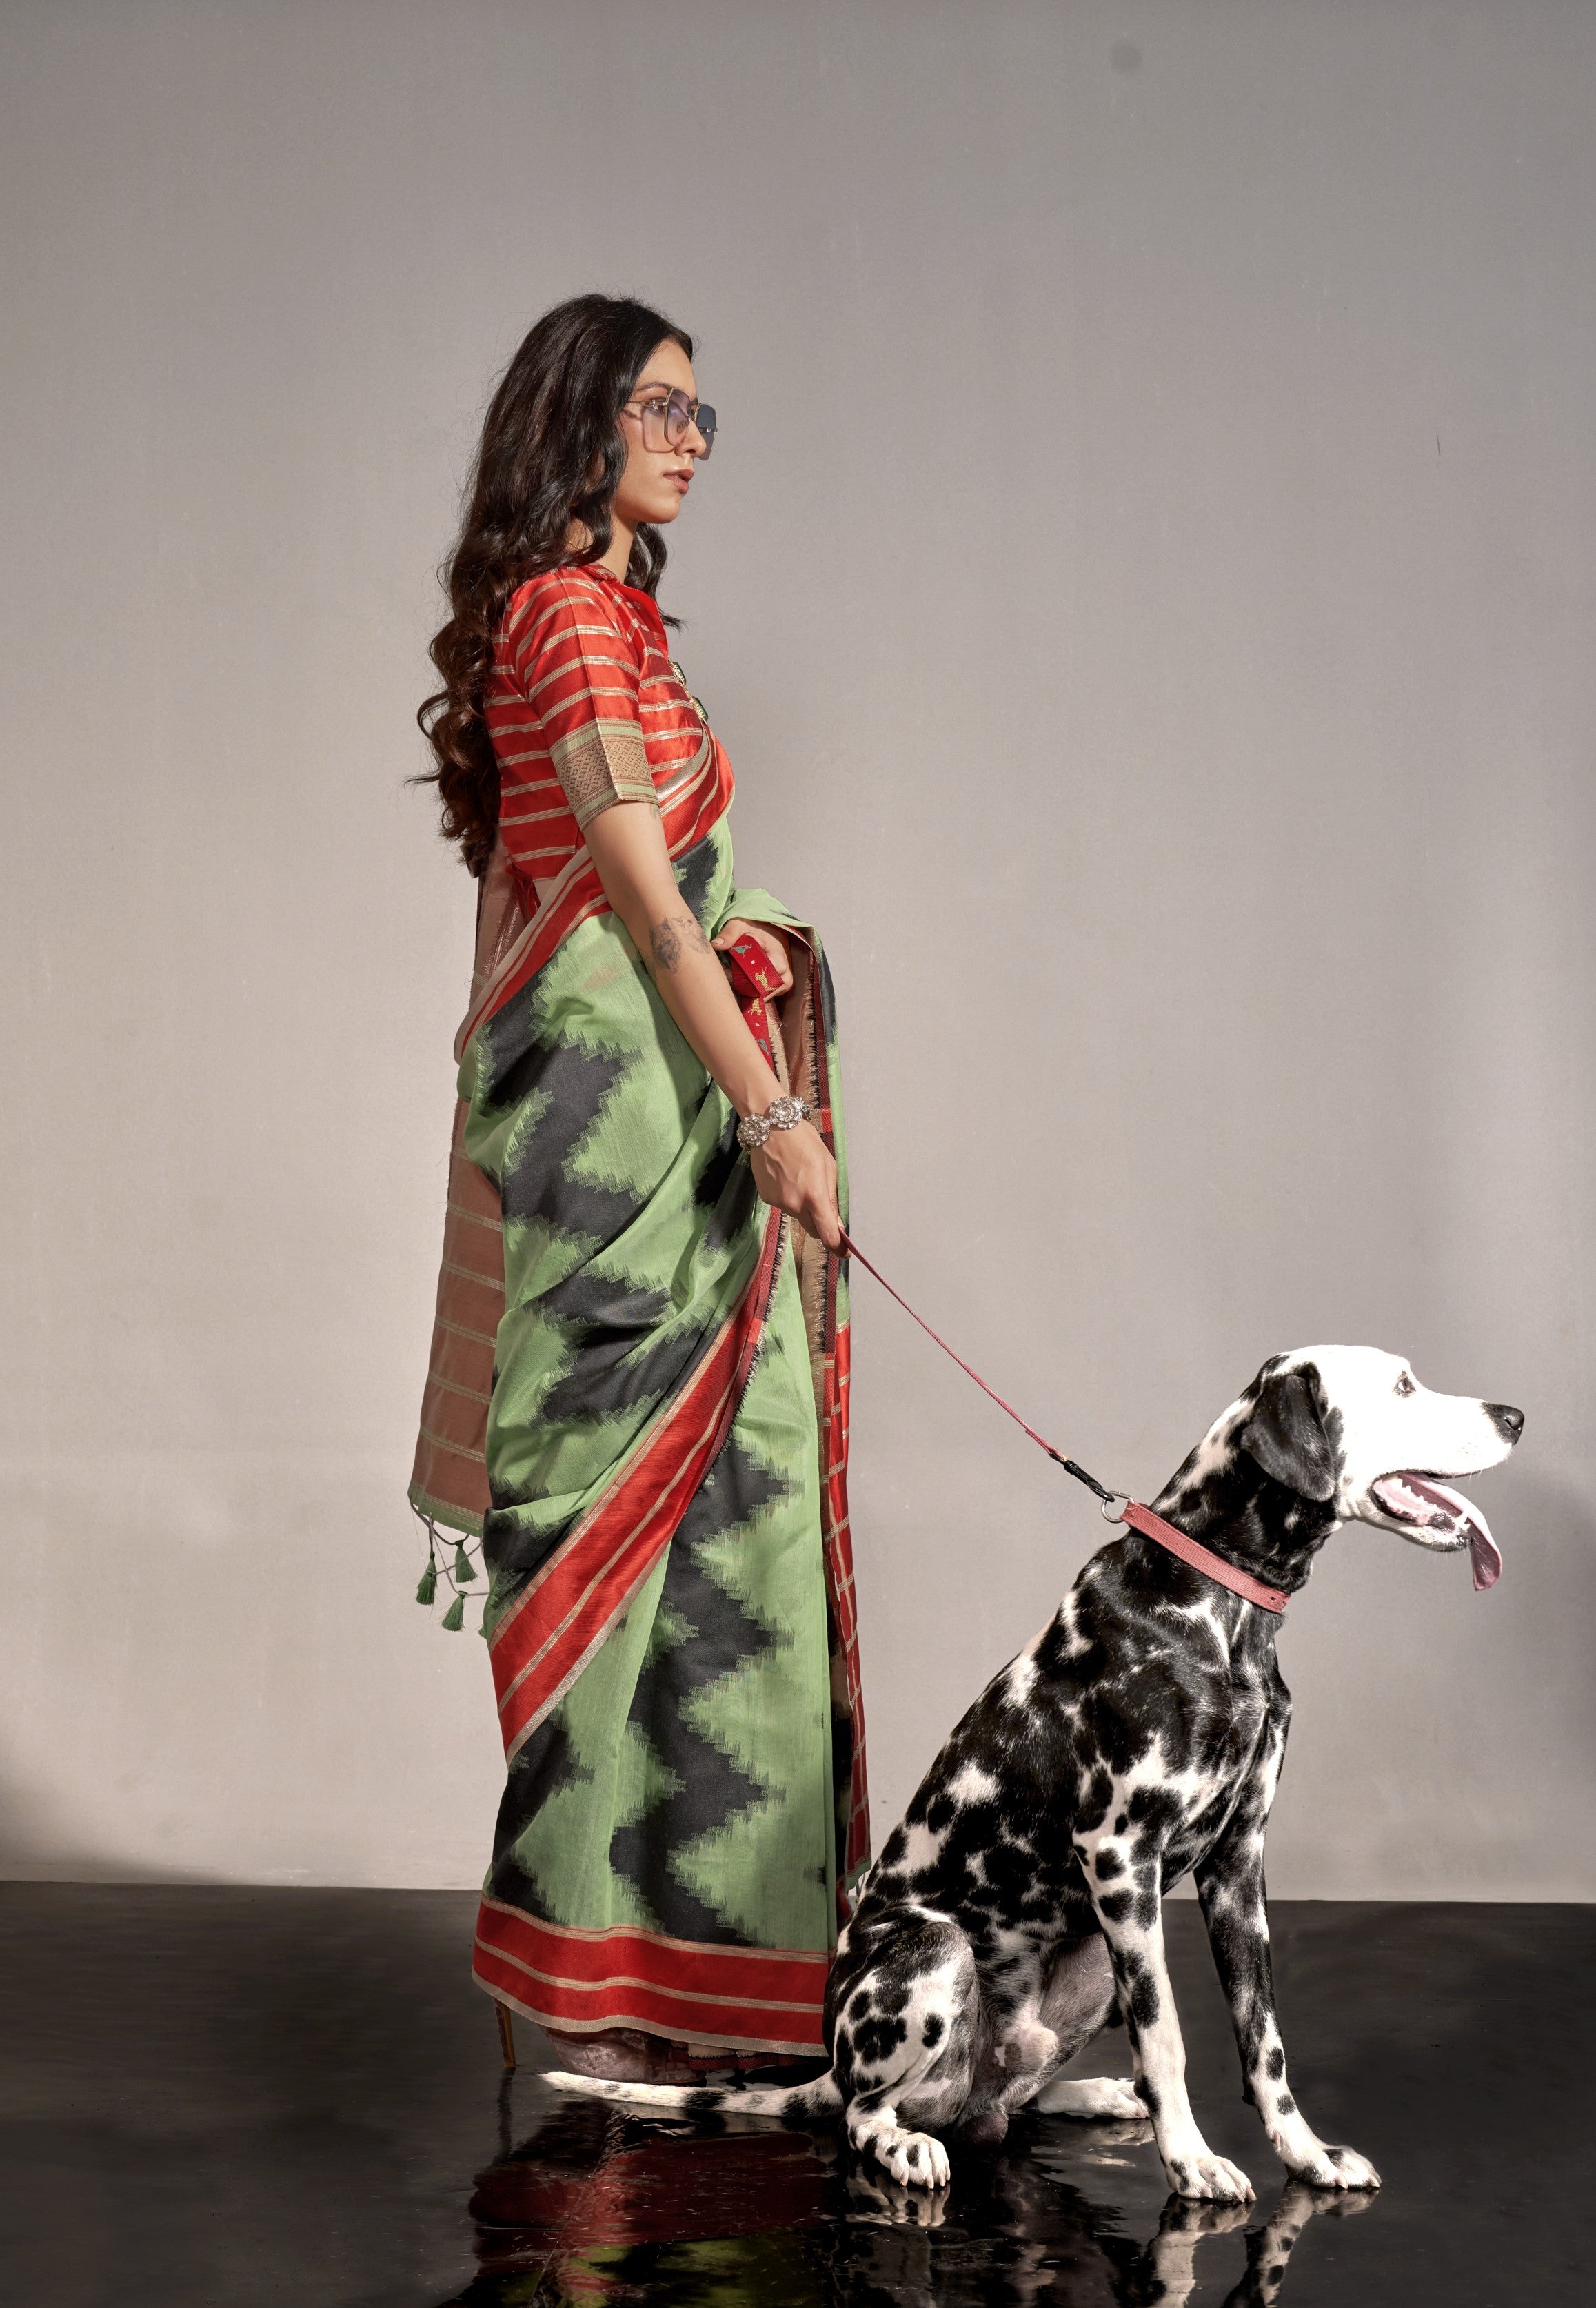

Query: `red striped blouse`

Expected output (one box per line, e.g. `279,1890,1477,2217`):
487,563,727,907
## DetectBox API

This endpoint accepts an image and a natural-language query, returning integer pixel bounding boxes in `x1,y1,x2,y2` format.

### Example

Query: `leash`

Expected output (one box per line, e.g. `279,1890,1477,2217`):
838,1230,1288,1617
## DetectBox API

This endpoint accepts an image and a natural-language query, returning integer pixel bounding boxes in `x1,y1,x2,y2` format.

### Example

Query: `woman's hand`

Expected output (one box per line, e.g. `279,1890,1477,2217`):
749,1120,842,1252
711,918,794,993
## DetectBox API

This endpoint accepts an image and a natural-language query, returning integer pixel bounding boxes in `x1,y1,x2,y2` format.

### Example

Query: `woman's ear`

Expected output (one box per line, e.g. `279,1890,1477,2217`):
1240,1364,1337,1501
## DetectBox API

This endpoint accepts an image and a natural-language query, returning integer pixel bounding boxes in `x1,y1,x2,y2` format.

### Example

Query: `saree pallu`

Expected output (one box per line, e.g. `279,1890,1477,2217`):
411,816,868,2054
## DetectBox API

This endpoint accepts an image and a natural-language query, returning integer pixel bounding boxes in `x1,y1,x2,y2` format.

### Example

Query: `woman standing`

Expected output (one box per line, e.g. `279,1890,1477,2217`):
410,296,869,2080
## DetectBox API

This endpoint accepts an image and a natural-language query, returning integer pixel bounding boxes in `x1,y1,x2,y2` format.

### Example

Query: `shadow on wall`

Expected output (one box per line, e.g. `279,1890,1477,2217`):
0,1756,219,1885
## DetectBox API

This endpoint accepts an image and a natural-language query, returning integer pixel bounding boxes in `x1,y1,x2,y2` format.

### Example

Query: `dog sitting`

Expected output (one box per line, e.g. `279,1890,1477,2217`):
547,1346,1522,2201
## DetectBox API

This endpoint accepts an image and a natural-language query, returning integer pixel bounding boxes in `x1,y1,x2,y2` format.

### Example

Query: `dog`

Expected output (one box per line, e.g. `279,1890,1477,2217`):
547,1346,1522,2203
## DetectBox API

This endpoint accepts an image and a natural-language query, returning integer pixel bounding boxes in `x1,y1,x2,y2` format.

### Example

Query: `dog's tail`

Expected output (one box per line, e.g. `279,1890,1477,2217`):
543,2069,843,2123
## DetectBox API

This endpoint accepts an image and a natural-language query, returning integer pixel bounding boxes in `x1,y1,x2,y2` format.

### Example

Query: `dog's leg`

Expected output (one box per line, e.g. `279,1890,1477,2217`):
1134,2196,1251,2308
1223,2179,1379,2308
834,1914,977,2190
1075,1825,1255,2203
1032,1932,1142,2118
1194,1804,1381,2193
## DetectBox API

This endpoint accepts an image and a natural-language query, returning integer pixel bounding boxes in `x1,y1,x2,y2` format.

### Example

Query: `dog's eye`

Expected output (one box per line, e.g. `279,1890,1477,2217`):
1395,1372,1415,1397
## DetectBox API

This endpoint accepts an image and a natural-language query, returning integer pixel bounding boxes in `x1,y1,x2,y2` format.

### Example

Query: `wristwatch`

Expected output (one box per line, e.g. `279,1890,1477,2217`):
736,1093,812,1150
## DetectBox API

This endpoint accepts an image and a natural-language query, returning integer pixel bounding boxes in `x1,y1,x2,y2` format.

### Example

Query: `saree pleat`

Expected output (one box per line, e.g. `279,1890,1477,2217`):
412,816,867,2052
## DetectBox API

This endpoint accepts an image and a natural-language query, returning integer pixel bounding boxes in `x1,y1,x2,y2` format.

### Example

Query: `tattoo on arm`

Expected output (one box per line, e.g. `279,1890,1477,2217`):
649,910,711,974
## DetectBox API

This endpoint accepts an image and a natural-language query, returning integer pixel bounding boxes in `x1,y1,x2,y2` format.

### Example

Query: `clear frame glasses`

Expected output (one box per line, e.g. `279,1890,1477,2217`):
625,387,717,459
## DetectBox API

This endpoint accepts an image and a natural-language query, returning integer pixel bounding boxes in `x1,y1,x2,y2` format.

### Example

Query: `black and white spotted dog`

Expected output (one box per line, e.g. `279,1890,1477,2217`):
549,1346,1522,2202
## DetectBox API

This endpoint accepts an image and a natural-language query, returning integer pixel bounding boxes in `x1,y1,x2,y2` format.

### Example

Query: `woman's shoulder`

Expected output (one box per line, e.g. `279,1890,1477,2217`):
500,563,633,676
505,562,615,630
509,565,643,664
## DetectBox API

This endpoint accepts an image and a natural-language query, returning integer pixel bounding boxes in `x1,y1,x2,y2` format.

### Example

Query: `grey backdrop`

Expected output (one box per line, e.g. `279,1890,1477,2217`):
2,0,1591,1898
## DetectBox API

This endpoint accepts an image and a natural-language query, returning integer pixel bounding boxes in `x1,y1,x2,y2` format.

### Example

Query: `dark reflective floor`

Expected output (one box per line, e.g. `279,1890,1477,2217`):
1,1889,1590,2305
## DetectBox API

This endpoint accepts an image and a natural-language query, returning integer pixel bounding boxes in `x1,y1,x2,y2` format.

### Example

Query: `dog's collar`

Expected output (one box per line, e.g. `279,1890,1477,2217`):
1117,1501,1289,1615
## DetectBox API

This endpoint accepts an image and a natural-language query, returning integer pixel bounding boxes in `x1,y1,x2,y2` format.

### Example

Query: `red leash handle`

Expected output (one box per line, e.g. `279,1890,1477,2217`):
838,1230,1289,1616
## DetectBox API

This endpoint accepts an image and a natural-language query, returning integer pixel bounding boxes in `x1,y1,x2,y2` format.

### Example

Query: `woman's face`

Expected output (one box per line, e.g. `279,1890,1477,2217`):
613,337,708,533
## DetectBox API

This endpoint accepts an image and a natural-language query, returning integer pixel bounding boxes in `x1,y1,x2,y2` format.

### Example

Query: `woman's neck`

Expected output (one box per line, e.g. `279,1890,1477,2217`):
563,514,634,578
598,516,634,578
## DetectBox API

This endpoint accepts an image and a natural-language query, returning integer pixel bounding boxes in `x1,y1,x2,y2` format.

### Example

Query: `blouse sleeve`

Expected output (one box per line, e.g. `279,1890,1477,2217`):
511,571,658,830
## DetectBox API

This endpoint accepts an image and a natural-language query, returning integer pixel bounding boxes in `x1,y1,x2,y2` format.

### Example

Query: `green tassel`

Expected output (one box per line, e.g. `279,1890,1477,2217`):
415,1560,437,1607
441,1591,465,1632
453,1542,476,1584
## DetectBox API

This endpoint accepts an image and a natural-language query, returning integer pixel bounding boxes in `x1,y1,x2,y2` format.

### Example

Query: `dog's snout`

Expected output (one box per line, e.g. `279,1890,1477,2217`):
1486,1403,1524,1444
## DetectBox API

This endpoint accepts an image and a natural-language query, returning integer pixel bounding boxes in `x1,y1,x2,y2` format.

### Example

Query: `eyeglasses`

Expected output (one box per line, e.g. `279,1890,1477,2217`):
623,388,717,459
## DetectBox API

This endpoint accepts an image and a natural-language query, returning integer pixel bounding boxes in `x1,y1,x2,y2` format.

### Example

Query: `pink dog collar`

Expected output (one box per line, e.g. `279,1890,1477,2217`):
1118,1501,1289,1615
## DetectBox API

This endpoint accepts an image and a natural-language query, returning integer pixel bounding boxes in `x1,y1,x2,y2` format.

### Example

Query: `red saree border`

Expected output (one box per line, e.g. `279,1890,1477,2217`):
822,1319,870,1888
778,927,870,1896
472,1897,829,2052
488,1208,786,1763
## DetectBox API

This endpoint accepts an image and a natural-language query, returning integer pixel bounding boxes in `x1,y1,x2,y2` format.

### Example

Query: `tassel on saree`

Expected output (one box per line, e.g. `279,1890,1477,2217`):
441,1591,465,1632
452,1541,476,1584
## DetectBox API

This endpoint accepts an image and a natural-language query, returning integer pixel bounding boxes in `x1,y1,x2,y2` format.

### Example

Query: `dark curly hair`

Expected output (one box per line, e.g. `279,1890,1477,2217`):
417,294,693,876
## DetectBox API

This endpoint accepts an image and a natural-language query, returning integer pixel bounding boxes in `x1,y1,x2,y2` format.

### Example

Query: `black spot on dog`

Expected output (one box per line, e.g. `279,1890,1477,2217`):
906,2142,920,2167
922,2012,944,2049
1095,1849,1124,1881
1097,1890,1132,1925
1276,2093,1295,2115
851,2015,909,2067
1076,1769,1114,1832
1266,2046,1285,2081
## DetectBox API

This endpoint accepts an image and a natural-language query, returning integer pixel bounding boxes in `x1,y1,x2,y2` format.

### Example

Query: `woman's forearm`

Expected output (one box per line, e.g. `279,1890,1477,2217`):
583,802,783,1116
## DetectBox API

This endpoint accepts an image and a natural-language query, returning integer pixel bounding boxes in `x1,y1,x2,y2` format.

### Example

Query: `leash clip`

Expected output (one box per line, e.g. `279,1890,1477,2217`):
1099,1492,1131,1524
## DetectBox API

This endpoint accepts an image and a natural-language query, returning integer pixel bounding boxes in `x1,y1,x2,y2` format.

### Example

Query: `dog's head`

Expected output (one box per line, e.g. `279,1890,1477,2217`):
1236,1347,1522,1589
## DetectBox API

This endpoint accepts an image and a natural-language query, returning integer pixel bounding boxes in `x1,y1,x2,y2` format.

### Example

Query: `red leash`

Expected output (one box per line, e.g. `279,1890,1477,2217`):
838,1230,1288,1617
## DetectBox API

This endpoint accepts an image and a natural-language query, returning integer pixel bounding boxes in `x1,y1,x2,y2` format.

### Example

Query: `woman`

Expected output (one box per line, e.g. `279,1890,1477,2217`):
410,296,869,2080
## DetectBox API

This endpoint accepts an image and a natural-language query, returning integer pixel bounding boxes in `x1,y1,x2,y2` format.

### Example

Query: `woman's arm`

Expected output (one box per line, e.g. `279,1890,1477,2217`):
583,802,842,1249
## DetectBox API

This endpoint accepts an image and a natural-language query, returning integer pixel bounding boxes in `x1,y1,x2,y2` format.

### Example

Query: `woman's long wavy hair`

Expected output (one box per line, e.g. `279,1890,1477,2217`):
418,294,693,877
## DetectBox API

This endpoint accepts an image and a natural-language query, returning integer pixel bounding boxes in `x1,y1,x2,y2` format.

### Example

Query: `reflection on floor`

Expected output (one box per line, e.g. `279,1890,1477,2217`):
1,1890,1592,2306
456,2095,1376,2307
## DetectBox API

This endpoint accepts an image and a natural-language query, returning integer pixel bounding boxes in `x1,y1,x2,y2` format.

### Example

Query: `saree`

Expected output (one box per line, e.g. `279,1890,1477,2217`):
411,796,869,2054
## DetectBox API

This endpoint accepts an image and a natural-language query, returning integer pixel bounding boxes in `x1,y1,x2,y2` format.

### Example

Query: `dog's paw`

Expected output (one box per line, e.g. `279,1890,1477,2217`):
847,2171,949,2228
1165,2149,1255,2204
1035,2075,1144,2120
1287,2143,1382,2191
880,2129,951,2190
1155,2195,1252,2239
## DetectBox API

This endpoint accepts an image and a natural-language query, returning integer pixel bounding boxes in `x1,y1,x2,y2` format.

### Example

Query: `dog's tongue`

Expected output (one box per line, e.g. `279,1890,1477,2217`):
1375,1473,1502,1592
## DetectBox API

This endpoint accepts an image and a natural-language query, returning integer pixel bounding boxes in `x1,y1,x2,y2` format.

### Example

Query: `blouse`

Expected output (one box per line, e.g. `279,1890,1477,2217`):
487,563,723,909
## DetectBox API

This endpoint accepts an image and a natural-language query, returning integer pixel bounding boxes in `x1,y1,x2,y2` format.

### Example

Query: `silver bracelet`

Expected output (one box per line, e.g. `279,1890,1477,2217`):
736,1093,811,1150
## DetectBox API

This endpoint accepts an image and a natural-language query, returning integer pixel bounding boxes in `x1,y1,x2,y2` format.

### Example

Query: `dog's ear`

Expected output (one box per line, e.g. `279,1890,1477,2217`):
1240,1364,1337,1502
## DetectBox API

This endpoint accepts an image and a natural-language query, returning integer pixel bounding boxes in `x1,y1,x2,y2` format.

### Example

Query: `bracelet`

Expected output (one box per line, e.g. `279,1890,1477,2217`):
736,1093,811,1151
